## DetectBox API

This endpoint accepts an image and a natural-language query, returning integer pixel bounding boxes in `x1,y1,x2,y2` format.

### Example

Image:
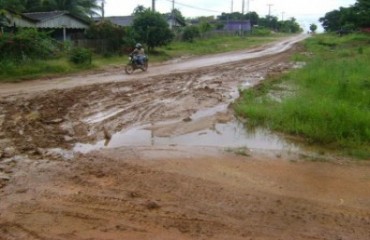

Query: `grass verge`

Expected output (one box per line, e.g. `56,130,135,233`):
234,33,370,159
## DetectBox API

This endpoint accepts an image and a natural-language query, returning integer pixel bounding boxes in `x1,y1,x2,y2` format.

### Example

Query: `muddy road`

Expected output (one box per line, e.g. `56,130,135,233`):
1,34,370,240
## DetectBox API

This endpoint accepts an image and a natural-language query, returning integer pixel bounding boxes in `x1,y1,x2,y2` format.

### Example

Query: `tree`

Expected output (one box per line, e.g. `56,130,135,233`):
319,9,342,31
319,0,370,32
48,0,100,19
309,23,317,33
355,0,370,27
0,9,10,29
245,11,259,26
278,17,301,33
171,8,185,26
0,0,100,19
258,15,279,30
0,0,24,12
132,8,174,51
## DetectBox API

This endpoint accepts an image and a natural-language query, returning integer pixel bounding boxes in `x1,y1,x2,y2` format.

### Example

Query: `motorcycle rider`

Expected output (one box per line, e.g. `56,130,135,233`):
131,43,145,66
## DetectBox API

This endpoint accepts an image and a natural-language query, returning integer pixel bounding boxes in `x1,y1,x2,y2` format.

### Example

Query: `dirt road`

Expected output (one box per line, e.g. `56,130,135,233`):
1,34,370,240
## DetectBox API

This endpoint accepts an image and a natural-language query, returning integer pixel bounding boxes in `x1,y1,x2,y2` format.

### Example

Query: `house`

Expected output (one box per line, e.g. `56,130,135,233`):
5,11,90,41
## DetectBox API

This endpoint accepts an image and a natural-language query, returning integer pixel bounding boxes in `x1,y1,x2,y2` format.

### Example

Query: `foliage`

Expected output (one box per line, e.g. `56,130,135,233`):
171,8,186,26
0,28,57,62
181,25,200,42
69,47,92,65
86,20,125,54
0,8,10,27
319,0,370,32
132,8,174,51
310,23,318,33
258,15,279,30
234,33,370,155
0,0,100,19
277,17,302,33
198,21,213,36
251,27,271,36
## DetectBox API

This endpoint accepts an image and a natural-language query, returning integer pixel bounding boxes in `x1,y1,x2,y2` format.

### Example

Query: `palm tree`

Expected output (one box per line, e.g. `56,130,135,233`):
1,0,100,20
46,0,101,19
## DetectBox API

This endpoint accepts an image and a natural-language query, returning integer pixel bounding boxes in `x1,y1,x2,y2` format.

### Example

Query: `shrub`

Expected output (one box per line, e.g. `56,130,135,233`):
182,26,200,42
0,28,58,62
251,27,271,36
69,47,92,65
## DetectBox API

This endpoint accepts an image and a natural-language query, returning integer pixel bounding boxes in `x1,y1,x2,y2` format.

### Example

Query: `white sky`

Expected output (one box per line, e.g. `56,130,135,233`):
103,0,357,31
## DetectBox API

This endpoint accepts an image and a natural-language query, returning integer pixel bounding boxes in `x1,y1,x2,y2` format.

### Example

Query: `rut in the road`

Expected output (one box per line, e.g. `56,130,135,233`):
0,50,295,158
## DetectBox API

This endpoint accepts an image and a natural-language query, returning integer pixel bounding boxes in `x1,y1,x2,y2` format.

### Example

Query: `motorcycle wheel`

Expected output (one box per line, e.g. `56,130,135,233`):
141,62,148,72
125,65,134,75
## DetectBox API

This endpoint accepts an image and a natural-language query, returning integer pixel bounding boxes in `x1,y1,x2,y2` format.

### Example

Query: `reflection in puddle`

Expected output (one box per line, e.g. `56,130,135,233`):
74,120,299,154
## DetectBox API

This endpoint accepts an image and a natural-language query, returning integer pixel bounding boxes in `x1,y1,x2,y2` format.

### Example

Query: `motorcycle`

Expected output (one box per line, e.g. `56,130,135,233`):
125,54,148,74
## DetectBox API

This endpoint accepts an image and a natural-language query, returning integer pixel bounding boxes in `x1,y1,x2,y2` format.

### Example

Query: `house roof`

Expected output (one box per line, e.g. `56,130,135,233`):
6,11,90,29
23,11,67,21
95,14,186,27
103,16,133,27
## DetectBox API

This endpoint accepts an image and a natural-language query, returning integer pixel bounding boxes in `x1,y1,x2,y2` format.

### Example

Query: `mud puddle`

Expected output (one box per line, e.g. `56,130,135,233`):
74,105,300,154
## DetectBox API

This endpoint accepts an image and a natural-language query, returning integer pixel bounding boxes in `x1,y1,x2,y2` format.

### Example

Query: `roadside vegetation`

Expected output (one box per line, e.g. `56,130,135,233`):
234,33,370,159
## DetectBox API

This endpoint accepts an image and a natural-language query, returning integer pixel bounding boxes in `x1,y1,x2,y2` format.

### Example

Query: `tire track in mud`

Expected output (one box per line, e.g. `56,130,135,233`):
0,49,298,159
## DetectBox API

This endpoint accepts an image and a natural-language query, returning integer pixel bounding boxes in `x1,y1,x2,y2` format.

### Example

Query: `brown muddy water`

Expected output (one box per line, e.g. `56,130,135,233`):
74,104,300,154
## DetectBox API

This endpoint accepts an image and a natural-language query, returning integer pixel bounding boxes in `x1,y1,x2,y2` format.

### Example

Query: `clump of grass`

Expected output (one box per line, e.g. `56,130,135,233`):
235,33,370,158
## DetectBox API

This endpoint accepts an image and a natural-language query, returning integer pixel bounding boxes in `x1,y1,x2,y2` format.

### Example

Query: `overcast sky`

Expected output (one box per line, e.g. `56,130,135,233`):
103,0,357,31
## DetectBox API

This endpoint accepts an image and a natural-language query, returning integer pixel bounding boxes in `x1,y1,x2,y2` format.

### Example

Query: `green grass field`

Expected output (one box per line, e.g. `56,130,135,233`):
234,33,370,159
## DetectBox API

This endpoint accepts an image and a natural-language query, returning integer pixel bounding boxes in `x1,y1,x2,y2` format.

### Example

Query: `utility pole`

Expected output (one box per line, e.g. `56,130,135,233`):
101,0,105,19
171,0,175,29
231,0,233,13
152,0,155,12
281,11,285,21
242,0,245,14
267,4,273,17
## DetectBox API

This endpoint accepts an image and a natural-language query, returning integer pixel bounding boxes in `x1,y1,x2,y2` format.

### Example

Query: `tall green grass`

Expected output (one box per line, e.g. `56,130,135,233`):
235,33,370,158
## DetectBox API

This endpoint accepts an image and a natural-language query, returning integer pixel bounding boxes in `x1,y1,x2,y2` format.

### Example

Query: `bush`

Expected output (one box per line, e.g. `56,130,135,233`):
182,26,200,42
251,27,271,36
69,47,92,65
0,28,58,62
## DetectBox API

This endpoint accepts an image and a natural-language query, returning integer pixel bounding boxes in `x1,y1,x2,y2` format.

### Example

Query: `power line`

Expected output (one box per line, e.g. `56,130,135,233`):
160,0,224,14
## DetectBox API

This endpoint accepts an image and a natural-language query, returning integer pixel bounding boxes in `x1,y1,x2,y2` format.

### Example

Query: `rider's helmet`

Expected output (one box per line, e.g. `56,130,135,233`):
135,43,142,49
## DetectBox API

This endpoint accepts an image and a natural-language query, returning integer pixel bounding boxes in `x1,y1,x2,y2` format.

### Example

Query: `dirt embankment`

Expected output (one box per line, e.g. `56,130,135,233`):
1,36,370,240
